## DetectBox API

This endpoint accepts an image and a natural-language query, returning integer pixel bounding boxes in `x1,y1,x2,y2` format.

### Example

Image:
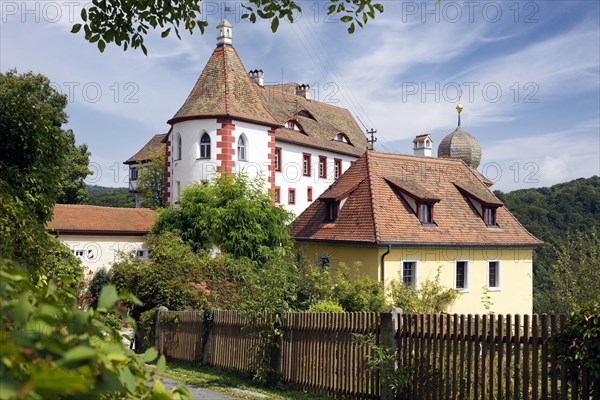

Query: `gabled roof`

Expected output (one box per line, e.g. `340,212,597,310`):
124,134,166,165
257,83,368,157
290,152,542,246
48,205,156,235
169,45,278,126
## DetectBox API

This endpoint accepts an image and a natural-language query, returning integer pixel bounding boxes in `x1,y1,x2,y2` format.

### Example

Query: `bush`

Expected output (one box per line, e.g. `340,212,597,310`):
555,302,600,386
88,267,110,309
332,262,387,312
308,299,345,312
388,267,459,313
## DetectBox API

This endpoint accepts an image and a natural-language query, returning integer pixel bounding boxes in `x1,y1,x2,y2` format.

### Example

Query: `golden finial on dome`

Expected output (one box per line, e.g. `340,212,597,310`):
456,103,463,113
456,86,463,126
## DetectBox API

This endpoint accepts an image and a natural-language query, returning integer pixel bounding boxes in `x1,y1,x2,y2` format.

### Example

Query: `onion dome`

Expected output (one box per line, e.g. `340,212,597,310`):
437,103,482,169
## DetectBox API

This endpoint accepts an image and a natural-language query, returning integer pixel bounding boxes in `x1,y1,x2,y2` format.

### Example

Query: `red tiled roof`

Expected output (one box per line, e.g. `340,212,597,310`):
48,205,156,234
290,152,542,246
124,134,166,164
169,45,278,126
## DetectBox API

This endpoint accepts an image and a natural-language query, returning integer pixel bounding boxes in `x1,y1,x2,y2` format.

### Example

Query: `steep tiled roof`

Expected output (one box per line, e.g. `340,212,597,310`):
48,205,156,234
169,46,277,126
257,84,368,157
290,152,542,246
124,134,166,164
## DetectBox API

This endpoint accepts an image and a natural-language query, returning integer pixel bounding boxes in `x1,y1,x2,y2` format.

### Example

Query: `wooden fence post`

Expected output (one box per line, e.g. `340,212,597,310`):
381,307,403,400
155,306,168,354
201,309,213,365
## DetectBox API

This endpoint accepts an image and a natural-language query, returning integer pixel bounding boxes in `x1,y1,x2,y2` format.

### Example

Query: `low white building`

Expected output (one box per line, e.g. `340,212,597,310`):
48,204,155,272
126,19,369,216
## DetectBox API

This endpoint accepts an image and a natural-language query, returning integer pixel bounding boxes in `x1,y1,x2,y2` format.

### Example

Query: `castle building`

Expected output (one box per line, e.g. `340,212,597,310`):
126,19,368,215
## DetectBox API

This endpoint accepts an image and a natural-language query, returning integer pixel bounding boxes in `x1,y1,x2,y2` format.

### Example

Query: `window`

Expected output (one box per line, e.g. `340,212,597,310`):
288,188,296,205
484,207,497,226
402,261,416,286
325,201,338,222
488,261,500,289
137,250,147,259
319,156,327,178
318,256,331,270
418,203,433,224
74,249,85,259
287,121,295,129
334,133,350,143
297,109,316,120
274,187,280,203
334,158,342,179
455,261,469,290
175,181,181,200
129,167,138,181
237,135,247,161
275,147,282,172
175,134,182,160
303,153,311,177
199,133,211,159
307,187,313,202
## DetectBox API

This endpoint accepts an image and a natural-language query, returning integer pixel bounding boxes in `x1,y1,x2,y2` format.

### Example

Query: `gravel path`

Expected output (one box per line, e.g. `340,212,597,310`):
160,376,241,399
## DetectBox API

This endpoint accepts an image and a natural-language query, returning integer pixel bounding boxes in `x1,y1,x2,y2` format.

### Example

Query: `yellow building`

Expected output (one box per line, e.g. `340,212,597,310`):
290,148,542,315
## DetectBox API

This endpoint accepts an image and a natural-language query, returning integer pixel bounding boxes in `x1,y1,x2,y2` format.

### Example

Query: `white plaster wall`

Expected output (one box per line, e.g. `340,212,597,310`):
276,142,358,216
232,121,271,182
169,119,220,203
56,234,149,273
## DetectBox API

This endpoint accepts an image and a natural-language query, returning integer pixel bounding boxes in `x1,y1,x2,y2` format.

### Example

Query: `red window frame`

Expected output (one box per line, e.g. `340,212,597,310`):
275,147,282,172
334,158,342,179
288,188,296,205
274,187,280,204
319,156,327,178
307,187,313,202
302,153,312,177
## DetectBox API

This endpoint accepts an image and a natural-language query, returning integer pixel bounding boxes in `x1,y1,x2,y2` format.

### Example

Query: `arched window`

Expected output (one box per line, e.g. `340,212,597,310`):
175,134,182,160
199,133,211,159
238,135,247,161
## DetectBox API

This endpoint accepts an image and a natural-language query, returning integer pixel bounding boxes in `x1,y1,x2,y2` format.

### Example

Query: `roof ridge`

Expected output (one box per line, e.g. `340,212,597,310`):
365,151,381,243
55,204,155,212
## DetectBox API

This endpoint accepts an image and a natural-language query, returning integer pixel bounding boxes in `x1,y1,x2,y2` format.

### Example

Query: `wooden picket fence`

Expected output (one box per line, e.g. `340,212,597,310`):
154,309,596,400
396,313,596,400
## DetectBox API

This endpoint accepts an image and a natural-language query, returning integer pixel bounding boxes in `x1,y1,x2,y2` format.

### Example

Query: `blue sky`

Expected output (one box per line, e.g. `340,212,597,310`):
2,0,599,191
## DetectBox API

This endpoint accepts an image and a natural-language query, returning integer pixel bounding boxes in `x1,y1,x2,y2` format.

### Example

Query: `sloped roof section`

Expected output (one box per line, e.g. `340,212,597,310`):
48,205,156,234
384,176,440,203
169,46,277,126
257,84,368,157
124,133,166,164
453,181,503,207
290,151,542,246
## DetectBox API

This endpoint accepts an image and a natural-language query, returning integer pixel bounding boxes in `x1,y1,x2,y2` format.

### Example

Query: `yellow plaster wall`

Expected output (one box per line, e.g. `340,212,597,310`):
297,243,534,315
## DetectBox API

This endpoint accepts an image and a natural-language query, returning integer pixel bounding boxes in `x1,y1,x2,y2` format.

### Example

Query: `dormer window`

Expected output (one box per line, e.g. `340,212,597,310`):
285,120,305,133
334,133,351,144
325,201,338,222
296,109,316,121
418,203,434,224
484,207,497,226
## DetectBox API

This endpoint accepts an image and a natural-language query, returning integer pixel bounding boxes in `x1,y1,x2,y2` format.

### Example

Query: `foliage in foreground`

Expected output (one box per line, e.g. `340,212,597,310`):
0,259,190,399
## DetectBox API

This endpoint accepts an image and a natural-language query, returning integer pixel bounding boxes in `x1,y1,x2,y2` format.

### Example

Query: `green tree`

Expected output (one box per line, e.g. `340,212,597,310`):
71,0,384,54
136,147,166,208
57,129,92,204
153,174,294,263
86,185,135,207
536,229,600,314
0,70,88,268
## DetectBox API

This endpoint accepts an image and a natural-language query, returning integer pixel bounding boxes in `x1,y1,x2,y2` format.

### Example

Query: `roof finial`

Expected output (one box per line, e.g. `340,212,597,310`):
456,86,463,127
217,19,233,47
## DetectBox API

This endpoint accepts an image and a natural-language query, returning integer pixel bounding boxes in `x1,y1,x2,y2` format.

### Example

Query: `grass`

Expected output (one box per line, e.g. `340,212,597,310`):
162,361,335,400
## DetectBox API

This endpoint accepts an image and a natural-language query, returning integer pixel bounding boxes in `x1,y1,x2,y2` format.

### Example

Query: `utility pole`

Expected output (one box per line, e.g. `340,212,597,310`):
367,128,378,150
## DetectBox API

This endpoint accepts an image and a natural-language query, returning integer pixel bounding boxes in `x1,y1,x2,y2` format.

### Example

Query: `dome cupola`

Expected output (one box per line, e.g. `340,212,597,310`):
437,103,482,169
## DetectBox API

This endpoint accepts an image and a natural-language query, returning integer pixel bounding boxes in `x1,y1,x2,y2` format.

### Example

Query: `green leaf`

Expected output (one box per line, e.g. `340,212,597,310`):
71,24,82,33
161,28,171,38
155,354,166,374
348,22,356,34
81,8,87,22
14,293,33,324
340,15,353,23
89,34,100,43
62,345,97,363
271,16,279,32
142,347,158,363
373,3,384,13
97,285,119,309
98,39,106,52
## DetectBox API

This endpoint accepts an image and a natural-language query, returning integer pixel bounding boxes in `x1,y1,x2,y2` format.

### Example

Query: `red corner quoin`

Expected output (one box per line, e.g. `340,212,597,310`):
216,118,236,174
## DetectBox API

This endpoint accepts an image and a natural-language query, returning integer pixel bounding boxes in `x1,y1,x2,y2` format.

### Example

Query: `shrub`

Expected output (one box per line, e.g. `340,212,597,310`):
388,267,459,313
308,299,345,312
88,267,110,309
332,262,387,312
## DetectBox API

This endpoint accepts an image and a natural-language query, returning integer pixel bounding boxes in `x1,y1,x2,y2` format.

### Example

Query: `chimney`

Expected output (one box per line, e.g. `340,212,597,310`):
296,84,311,100
413,134,433,157
248,69,264,87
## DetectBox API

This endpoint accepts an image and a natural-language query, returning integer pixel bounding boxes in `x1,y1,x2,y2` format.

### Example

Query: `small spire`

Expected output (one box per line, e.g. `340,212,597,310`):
217,19,233,47
456,86,463,127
